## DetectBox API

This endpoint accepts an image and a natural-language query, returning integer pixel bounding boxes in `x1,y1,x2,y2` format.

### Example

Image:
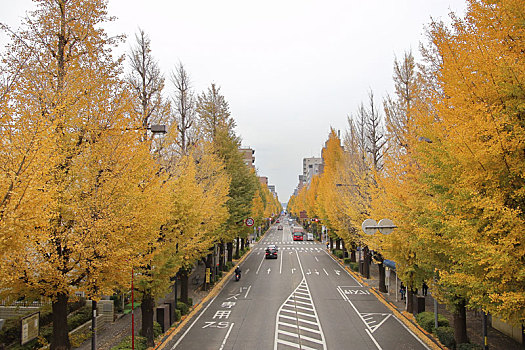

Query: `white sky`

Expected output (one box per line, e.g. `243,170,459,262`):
1,0,467,202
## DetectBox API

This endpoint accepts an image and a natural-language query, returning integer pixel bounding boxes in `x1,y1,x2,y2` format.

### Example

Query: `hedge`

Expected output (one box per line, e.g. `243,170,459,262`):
176,301,189,316
435,326,455,349
415,311,449,332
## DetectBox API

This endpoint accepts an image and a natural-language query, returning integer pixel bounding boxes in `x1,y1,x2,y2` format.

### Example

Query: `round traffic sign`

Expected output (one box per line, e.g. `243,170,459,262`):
378,218,396,235
245,217,254,227
361,218,377,235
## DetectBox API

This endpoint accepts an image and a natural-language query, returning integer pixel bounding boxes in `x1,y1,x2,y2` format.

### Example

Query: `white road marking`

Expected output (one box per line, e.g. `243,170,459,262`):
279,249,283,274
365,329,383,350
321,249,362,286
171,294,220,349
256,255,265,274
245,268,250,275
267,268,272,274
274,250,327,350
244,285,252,299
315,257,319,262
322,268,329,276
218,322,235,350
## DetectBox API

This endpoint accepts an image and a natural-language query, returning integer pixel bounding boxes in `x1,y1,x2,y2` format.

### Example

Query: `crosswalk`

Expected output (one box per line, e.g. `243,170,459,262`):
255,247,323,252
274,278,326,350
261,241,319,245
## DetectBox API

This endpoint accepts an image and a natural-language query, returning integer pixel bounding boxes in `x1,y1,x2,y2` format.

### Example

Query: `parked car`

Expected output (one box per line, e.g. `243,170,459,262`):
265,246,278,259
278,225,283,230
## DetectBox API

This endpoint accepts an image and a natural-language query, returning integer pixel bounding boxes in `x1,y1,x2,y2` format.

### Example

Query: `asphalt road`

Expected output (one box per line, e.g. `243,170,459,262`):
161,220,430,350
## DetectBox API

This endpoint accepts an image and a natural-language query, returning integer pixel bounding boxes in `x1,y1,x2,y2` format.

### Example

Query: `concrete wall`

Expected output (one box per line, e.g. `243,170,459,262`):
492,317,524,344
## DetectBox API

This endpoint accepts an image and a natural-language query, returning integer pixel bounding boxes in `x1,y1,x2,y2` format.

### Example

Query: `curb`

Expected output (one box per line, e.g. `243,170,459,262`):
327,251,445,350
154,232,267,349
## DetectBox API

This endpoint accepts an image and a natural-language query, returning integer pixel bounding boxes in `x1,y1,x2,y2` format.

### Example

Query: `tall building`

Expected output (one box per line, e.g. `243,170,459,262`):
302,157,322,184
258,176,268,186
239,147,255,169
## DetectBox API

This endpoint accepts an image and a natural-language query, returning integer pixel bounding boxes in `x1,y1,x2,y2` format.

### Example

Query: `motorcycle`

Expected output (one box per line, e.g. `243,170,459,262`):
234,272,241,281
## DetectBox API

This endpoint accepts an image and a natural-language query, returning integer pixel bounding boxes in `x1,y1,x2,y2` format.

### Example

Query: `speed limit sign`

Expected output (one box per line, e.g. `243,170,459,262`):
245,217,254,227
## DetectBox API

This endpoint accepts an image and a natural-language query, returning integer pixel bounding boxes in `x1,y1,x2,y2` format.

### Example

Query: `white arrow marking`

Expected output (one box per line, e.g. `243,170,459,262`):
306,269,312,275
335,270,341,275
291,268,296,274
315,269,319,275
267,268,271,274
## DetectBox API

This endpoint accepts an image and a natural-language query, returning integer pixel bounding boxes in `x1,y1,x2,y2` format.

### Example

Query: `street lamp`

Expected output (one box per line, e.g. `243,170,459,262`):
362,218,396,292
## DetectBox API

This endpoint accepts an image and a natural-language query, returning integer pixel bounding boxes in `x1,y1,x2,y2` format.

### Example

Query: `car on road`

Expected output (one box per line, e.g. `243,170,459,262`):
278,225,283,230
293,232,304,241
306,233,314,241
276,219,280,223
265,245,278,259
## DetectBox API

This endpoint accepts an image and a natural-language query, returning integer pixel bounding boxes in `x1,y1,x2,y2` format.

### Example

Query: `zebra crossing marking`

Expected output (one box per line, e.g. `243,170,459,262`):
274,278,326,350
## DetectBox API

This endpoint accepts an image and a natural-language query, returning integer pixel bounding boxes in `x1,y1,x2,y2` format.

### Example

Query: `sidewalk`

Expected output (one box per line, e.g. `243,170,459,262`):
74,263,208,350
331,253,522,350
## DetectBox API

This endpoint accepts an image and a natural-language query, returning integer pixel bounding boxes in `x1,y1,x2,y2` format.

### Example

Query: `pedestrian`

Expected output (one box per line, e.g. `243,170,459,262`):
326,241,329,250
422,282,428,296
400,282,406,300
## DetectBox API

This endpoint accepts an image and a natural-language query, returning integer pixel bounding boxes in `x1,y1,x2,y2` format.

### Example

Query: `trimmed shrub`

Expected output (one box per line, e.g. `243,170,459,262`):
68,298,86,314
177,301,189,316
348,262,359,272
153,321,163,338
68,305,92,331
175,309,182,322
416,311,449,332
187,297,193,306
435,326,455,349
334,250,344,259
457,343,483,350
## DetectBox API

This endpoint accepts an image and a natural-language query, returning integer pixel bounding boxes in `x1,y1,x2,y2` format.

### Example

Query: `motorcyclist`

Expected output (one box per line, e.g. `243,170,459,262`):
234,266,241,279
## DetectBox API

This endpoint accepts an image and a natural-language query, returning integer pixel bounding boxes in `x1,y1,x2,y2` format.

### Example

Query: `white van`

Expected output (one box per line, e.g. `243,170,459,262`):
306,233,314,241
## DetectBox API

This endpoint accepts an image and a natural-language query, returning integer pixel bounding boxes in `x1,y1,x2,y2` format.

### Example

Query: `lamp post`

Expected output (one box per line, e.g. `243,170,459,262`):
129,124,166,350
362,219,395,291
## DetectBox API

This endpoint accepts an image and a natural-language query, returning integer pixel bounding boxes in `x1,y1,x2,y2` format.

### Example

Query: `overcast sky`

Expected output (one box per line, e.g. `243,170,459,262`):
1,0,467,202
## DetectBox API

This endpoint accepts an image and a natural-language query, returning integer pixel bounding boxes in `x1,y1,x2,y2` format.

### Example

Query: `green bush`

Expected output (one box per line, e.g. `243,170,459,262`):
68,298,86,314
153,321,163,338
111,335,148,350
175,309,182,322
334,250,344,259
435,326,455,349
457,343,483,350
68,305,92,331
187,297,193,306
0,317,19,346
416,312,450,332
348,262,359,272
176,301,189,315
223,261,234,271
111,294,124,313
